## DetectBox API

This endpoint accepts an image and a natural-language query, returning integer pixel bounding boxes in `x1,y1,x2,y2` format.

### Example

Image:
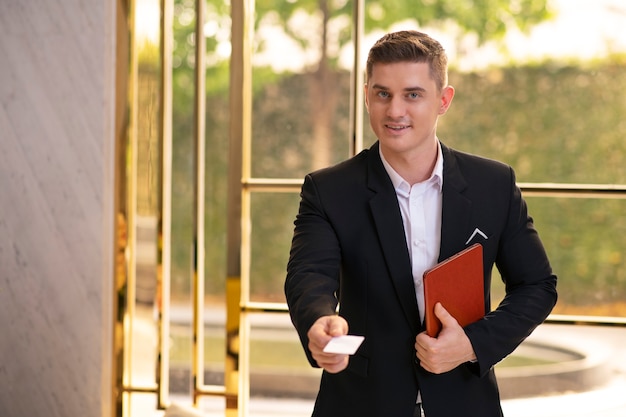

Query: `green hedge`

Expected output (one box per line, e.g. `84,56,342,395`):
169,58,626,315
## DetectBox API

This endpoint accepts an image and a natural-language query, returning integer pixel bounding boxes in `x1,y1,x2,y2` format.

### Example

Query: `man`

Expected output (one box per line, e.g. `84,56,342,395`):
285,30,557,417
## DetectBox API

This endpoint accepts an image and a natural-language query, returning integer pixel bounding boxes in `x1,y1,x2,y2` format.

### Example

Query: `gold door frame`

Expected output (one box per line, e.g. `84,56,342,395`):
112,0,173,414
111,0,626,416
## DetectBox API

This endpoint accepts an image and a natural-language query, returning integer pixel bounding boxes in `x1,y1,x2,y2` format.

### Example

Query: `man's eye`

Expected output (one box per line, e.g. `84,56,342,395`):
377,91,390,98
408,92,420,99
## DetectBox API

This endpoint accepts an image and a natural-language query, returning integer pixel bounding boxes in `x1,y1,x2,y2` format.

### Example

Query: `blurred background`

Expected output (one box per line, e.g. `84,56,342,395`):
129,0,626,414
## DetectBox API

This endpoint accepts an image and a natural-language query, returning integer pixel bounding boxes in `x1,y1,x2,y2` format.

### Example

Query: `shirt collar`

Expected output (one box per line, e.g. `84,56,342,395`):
379,141,444,197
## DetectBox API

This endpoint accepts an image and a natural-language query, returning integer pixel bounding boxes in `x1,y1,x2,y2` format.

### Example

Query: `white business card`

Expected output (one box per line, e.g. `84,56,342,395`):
322,335,364,355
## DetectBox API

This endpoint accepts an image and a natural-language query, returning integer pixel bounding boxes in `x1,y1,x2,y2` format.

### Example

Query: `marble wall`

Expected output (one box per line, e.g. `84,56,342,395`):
0,1,116,416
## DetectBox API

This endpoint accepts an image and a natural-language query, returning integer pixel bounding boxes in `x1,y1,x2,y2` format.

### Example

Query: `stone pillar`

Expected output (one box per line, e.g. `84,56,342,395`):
0,1,116,416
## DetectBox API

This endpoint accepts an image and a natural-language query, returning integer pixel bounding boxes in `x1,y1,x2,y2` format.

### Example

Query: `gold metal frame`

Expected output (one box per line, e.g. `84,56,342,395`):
156,0,174,408
113,0,172,414
112,0,131,412
191,0,209,405
111,0,626,416
223,0,254,413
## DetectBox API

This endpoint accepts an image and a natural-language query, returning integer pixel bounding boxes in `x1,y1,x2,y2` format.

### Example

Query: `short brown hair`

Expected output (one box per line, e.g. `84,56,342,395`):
366,30,449,91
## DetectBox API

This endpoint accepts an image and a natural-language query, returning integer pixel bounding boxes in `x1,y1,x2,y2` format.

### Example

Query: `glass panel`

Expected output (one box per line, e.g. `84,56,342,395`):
130,0,162,391
170,0,231,299
168,304,226,393
490,196,626,318
249,192,302,302
526,196,626,316
248,313,321,400
168,0,197,401
168,0,231,401
437,63,626,184
360,0,626,184
251,0,353,178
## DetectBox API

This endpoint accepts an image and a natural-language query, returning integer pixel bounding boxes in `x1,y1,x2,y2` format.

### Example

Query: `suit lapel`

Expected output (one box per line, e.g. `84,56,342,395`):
364,142,474,331
367,144,421,333
439,144,472,261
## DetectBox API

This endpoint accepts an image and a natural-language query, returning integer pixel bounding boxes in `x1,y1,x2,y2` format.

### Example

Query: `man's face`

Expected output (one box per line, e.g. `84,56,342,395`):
365,61,453,157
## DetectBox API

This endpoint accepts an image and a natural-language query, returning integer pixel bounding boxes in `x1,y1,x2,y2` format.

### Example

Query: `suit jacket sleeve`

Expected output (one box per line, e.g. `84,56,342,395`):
285,173,341,367
464,165,558,376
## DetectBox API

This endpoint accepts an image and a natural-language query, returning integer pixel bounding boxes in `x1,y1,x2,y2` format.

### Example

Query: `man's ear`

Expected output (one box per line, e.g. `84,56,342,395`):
363,83,370,113
439,85,455,115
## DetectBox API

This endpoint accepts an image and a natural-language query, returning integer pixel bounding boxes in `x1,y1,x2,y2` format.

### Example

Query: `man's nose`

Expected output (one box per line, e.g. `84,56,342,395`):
386,96,407,118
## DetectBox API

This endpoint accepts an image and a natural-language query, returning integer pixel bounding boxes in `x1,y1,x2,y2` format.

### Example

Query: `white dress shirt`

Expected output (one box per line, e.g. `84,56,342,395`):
379,143,443,324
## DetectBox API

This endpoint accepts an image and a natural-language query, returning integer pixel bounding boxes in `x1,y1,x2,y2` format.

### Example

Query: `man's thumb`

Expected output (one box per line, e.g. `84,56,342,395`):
435,302,456,327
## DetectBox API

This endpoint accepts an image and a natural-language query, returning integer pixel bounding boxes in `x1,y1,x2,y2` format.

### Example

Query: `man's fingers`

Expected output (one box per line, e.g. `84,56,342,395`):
307,315,351,373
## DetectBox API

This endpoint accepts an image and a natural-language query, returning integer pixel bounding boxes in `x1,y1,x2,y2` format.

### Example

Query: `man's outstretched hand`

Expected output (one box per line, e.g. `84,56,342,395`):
307,315,349,373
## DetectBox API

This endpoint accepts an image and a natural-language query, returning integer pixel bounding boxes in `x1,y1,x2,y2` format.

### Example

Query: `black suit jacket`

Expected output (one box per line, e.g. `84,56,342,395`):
285,141,557,417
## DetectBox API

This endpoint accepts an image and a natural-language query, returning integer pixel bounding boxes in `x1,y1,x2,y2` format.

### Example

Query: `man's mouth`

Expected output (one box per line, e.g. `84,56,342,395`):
385,123,410,131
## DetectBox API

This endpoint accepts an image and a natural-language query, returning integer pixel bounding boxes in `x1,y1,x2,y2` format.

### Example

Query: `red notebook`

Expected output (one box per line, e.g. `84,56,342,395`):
423,243,484,337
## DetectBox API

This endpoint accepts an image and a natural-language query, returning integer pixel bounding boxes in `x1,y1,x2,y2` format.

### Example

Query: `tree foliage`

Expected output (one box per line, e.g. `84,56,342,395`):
254,0,552,65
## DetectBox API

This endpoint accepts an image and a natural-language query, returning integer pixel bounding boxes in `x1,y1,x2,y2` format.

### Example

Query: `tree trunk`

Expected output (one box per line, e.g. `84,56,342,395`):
308,0,339,170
